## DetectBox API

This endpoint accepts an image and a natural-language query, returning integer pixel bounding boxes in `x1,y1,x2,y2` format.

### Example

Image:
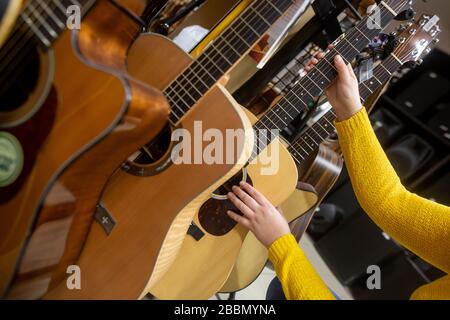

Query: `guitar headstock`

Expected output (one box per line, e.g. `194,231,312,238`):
392,14,441,65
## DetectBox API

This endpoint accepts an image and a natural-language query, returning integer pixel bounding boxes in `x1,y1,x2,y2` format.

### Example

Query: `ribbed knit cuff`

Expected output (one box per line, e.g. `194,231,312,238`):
334,107,370,138
268,233,298,266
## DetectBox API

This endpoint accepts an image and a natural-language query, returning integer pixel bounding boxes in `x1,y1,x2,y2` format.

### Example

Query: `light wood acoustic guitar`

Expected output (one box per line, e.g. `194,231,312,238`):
0,0,170,299
149,0,415,299
220,13,442,293
42,0,299,299
0,0,22,48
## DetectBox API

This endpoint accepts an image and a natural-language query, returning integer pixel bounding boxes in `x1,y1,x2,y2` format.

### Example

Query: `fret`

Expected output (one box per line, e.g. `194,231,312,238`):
311,121,328,137
209,43,233,70
51,0,68,14
295,143,309,157
186,64,212,93
178,74,202,101
380,0,398,17
239,18,261,39
256,1,400,143
306,69,329,90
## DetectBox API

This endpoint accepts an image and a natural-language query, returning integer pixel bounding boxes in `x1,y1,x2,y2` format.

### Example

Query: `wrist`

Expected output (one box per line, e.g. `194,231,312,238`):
335,104,363,121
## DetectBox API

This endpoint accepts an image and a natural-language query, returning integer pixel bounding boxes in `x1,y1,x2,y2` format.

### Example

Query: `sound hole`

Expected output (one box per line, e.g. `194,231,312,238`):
0,44,40,113
198,170,253,236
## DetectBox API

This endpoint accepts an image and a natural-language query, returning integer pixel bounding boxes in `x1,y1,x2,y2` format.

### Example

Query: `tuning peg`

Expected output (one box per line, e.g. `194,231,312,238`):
433,39,440,44
426,47,432,54
417,59,424,65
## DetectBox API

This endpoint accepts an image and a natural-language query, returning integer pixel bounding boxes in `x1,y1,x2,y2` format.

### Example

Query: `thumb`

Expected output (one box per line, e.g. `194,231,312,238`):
334,55,350,81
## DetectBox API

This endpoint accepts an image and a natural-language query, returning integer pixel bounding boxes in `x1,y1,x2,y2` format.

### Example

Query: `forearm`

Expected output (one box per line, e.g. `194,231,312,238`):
268,234,335,300
335,108,450,273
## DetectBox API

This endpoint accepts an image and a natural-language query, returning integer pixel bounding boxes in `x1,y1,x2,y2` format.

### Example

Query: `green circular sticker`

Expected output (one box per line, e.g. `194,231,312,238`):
0,132,24,187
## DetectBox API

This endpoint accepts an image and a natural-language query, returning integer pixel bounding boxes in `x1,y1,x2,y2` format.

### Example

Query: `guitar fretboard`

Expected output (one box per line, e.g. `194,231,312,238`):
249,0,406,162
287,54,402,164
165,0,295,125
19,0,95,48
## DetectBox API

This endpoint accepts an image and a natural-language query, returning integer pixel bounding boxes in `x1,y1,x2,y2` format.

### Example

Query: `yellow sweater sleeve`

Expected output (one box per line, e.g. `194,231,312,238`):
268,234,335,300
335,108,450,275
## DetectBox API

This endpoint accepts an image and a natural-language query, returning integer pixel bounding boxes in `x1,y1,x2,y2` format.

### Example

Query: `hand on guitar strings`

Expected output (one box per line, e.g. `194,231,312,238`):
305,45,363,121
226,182,291,248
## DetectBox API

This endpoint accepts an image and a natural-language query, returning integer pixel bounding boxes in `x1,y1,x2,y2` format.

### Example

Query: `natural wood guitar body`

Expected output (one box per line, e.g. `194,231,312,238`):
43,34,254,299
149,110,314,300
1,1,169,299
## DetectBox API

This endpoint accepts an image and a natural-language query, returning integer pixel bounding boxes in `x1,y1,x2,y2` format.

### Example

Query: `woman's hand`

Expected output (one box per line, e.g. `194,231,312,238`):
305,47,363,121
226,181,291,248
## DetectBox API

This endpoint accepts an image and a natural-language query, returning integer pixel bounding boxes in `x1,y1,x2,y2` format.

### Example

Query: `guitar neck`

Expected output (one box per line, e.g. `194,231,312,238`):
287,54,403,165
19,0,95,48
165,0,295,125
249,0,406,162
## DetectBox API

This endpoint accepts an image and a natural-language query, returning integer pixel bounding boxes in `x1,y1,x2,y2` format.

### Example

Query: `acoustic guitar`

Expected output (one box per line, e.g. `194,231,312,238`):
221,13,441,292
149,0,414,299
0,0,22,48
43,0,298,299
0,0,170,299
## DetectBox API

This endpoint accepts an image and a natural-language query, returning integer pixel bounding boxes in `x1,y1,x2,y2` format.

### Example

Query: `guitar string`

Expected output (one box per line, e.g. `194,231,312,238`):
0,0,59,97
250,30,400,162
289,58,398,164
254,2,400,152
164,0,290,124
259,0,407,133
288,56,403,164
0,0,71,67
164,0,272,121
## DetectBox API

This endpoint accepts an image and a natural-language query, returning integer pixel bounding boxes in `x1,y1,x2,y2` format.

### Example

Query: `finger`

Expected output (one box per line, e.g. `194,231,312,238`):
310,57,319,65
227,210,251,229
328,44,334,51
232,185,259,210
227,192,254,218
334,55,351,81
239,181,270,206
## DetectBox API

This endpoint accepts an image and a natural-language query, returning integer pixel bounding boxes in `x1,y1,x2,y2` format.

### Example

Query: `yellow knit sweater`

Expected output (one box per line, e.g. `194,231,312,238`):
268,108,450,300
